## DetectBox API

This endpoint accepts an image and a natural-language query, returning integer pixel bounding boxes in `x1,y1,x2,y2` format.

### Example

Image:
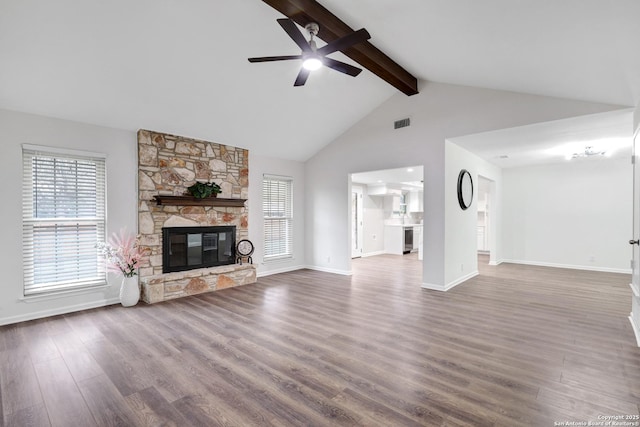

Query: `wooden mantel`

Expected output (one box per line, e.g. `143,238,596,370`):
153,195,247,207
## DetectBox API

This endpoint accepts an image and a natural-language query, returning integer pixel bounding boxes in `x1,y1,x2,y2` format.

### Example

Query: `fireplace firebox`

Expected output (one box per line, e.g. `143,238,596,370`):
162,226,236,273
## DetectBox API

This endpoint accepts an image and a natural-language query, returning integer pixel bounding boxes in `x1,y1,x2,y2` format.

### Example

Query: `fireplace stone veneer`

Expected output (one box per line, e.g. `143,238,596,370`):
137,129,256,304
141,263,256,304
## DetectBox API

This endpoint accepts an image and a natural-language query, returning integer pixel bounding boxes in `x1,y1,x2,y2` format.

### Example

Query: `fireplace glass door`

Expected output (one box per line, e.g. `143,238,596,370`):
163,226,235,273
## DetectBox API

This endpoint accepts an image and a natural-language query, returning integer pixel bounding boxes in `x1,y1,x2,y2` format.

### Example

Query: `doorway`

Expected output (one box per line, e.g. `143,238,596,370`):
352,185,363,258
630,121,640,345
476,175,496,265
349,166,424,264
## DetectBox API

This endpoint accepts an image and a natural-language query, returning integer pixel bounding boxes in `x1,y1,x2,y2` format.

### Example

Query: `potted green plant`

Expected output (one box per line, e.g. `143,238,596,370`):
187,181,222,198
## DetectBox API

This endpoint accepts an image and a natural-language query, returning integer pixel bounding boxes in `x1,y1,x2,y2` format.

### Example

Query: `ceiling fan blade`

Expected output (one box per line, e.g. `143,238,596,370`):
323,58,362,77
293,68,310,86
248,55,302,63
316,28,370,56
277,18,311,53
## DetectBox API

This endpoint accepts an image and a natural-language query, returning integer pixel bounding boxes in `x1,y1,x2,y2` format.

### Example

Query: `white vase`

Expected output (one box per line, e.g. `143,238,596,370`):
119,275,140,307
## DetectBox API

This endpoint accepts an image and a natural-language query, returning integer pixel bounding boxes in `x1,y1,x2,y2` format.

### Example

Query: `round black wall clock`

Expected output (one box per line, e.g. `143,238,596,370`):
457,169,473,210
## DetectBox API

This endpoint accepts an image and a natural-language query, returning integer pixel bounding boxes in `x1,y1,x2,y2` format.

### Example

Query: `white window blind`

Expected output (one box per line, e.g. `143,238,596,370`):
263,174,293,261
22,146,106,295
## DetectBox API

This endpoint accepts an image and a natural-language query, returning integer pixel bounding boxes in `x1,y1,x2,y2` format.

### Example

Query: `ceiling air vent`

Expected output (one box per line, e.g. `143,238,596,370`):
394,118,410,129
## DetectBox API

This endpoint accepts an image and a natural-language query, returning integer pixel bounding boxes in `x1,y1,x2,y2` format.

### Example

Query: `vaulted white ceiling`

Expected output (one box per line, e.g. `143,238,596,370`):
451,108,634,168
1,0,639,161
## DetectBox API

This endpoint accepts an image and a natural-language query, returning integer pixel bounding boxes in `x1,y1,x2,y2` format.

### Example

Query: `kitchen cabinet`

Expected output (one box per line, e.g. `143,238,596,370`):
418,225,424,260
384,225,417,255
367,184,402,196
407,190,423,212
390,195,401,212
412,225,422,250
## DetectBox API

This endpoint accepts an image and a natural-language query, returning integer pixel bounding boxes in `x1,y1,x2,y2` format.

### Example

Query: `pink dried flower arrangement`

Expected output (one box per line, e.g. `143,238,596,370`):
96,230,144,277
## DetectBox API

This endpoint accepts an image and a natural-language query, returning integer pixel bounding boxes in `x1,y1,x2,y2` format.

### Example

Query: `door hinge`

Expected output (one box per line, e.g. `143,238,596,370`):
633,155,636,165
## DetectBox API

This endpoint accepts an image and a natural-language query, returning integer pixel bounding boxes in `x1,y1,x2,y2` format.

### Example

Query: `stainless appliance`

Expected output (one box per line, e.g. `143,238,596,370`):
404,228,413,254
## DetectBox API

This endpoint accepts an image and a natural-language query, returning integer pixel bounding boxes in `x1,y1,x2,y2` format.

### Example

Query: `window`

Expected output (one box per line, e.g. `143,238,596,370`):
263,174,293,261
22,145,106,295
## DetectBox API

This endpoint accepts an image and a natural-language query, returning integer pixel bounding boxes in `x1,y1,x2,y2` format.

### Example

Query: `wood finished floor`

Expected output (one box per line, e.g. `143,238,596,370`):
1,254,639,426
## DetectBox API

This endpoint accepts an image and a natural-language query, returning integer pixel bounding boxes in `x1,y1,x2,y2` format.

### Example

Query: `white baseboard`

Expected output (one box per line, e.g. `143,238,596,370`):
630,282,640,297
488,259,503,266
421,282,446,291
0,297,120,326
446,270,479,291
501,259,631,274
422,270,479,292
361,251,385,258
257,265,306,278
304,265,352,276
629,312,640,347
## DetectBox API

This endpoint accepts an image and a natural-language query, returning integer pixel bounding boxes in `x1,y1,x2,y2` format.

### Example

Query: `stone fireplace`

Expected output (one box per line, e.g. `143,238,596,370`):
137,130,256,303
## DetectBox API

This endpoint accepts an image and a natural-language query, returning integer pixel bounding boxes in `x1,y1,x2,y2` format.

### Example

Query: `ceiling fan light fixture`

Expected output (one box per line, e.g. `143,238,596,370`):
302,57,323,71
248,19,369,86
570,146,607,159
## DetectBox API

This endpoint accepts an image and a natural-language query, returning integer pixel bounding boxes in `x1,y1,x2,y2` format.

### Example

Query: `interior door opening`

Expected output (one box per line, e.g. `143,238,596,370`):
477,175,495,265
630,123,640,346
349,166,424,269
352,185,363,258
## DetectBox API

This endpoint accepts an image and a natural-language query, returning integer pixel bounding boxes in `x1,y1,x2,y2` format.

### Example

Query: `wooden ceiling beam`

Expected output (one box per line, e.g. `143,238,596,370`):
261,0,419,96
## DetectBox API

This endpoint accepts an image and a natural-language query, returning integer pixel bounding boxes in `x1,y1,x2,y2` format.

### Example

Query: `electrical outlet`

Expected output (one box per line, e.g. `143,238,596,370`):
327,256,331,263
372,234,376,240
460,263,464,272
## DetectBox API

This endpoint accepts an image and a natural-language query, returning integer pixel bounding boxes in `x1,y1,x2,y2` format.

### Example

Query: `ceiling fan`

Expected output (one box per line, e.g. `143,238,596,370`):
248,18,371,87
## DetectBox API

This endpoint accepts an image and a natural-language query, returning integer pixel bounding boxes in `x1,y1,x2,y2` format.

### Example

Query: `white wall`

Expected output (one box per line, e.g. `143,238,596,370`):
305,81,621,286
249,153,306,276
502,157,632,272
443,142,502,289
0,109,137,325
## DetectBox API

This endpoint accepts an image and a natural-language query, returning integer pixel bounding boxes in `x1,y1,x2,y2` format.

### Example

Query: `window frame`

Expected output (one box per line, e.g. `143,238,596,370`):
22,144,107,296
262,174,293,262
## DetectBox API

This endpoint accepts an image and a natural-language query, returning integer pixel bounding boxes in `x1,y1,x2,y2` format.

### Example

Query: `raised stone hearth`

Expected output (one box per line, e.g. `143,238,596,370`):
137,129,256,303
142,263,256,304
